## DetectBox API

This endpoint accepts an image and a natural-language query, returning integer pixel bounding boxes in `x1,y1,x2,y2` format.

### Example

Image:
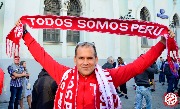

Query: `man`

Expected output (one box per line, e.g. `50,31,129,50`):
8,56,29,109
19,22,175,108
31,68,58,109
174,59,179,91
157,57,165,85
164,58,179,93
102,56,123,96
102,56,114,69
134,66,156,109
149,62,158,92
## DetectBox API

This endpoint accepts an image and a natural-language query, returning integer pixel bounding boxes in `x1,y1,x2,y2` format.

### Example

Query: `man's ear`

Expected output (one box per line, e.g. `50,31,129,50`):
95,57,98,64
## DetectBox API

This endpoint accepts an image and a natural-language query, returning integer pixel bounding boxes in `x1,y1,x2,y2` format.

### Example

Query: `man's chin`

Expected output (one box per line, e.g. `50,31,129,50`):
79,71,93,76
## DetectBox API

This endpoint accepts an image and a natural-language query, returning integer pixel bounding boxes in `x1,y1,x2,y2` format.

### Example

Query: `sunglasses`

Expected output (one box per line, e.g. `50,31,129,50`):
77,42,95,46
75,42,97,57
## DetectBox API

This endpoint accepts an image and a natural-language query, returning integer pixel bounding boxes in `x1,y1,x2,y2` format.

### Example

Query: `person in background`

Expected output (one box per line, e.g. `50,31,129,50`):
163,58,179,93
134,65,156,109
31,68,58,109
178,61,180,104
117,57,128,99
19,61,31,109
178,61,180,88
173,59,179,91
149,61,158,92
113,62,116,68
102,56,122,96
102,56,114,69
157,57,165,85
8,56,29,109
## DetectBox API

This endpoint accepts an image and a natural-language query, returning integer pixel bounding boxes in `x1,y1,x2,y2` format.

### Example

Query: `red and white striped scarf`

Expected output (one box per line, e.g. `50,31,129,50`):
54,64,121,109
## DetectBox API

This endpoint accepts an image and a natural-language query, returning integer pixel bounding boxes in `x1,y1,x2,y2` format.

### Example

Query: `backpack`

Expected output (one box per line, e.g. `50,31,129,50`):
164,64,172,76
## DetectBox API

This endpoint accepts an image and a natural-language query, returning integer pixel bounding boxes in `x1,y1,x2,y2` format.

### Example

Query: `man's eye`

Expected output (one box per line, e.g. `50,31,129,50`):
87,57,93,60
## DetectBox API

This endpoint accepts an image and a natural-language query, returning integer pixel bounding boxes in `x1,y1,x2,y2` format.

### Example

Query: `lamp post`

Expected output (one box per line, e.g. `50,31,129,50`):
0,2,3,9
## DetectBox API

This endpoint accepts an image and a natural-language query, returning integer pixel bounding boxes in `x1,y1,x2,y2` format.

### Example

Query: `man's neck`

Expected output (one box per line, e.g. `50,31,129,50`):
79,71,95,78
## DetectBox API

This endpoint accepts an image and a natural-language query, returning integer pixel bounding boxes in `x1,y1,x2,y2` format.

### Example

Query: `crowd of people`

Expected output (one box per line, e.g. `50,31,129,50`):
0,20,179,109
157,57,180,93
5,55,58,109
102,55,180,109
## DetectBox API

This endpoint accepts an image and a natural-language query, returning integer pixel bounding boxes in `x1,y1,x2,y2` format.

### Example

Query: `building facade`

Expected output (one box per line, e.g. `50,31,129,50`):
0,0,180,60
0,0,180,102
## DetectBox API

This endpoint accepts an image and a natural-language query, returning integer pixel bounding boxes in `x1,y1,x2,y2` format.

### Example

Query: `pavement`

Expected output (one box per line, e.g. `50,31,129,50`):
0,101,29,109
0,74,180,109
120,74,180,109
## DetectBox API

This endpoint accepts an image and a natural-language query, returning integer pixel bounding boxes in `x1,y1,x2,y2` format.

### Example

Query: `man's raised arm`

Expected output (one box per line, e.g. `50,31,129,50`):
110,30,175,87
23,31,69,84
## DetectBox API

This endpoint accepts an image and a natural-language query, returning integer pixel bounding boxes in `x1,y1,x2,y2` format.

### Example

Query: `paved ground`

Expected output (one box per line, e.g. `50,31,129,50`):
0,102,29,109
0,74,180,109
120,74,180,109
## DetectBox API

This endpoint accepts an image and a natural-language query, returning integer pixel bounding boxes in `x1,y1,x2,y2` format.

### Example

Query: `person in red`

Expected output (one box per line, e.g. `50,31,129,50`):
20,22,175,108
0,68,4,95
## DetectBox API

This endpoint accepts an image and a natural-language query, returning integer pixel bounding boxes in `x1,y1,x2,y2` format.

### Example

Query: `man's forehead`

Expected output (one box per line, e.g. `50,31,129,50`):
77,45,94,51
76,47,95,56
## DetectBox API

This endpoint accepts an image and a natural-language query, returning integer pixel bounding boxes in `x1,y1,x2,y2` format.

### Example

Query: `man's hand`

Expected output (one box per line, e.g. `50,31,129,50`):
160,29,175,45
22,72,29,77
15,19,21,27
15,19,26,30
11,76,16,79
168,29,175,38
25,73,30,77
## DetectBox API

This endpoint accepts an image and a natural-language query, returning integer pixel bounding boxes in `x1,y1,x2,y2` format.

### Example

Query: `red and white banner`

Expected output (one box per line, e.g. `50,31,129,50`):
20,15,169,38
6,15,180,69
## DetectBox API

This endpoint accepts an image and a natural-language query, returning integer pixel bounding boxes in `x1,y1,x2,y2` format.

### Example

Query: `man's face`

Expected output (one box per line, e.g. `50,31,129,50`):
74,46,98,76
110,59,114,65
14,57,20,64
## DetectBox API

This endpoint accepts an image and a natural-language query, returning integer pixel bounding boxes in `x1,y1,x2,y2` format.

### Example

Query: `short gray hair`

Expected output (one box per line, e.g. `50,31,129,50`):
75,42,97,57
107,56,114,63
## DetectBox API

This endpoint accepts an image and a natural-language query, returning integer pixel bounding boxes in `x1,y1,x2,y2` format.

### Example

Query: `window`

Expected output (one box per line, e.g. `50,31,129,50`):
43,0,61,43
173,14,179,27
173,0,177,5
67,0,82,44
172,14,180,47
140,7,151,47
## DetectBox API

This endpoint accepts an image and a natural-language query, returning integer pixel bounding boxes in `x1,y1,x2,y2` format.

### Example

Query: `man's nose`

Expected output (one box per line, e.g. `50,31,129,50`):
83,59,89,65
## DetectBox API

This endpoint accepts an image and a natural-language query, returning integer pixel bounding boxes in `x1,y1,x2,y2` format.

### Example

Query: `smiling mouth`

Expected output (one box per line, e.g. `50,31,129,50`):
82,67,89,70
